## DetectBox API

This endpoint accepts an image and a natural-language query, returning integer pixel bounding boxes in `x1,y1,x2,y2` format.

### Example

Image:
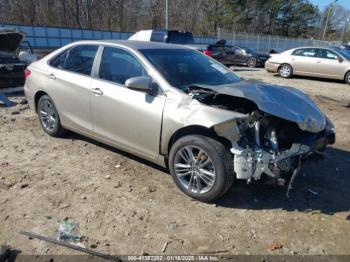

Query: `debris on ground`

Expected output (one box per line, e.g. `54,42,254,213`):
19,98,28,105
1,162,9,167
20,231,121,261
286,157,302,199
0,93,14,107
269,242,283,251
161,241,169,253
58,220,82,243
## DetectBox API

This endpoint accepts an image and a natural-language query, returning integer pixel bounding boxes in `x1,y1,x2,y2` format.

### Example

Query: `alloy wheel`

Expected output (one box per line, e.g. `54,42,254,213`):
39,99,57,133
174,146,216,194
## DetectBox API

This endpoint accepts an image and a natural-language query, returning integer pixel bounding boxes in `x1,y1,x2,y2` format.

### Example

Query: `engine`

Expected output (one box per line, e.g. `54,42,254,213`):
232,111,310,183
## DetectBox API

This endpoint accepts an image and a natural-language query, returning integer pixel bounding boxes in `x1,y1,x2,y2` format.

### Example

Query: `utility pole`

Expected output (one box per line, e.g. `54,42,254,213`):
322,0,338,41
166,0,169,29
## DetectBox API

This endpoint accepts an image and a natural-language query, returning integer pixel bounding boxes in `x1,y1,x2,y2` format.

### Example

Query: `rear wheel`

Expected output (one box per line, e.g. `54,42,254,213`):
169,135,233,202
37,95,66,137
278,64,293,78
247,57,257,68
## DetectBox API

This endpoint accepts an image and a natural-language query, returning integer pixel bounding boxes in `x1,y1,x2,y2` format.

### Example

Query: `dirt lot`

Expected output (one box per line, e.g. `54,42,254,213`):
1,68,350,257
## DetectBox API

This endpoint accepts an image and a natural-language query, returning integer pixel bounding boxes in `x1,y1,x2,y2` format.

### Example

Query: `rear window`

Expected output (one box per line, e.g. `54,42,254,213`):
292,48,317,57
49,45,98,76
151,32,166,42
167,31,194,44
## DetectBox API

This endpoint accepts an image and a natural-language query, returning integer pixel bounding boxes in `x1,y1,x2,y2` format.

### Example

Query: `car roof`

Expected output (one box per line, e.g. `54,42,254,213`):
72,40,189,50
291,46,338,50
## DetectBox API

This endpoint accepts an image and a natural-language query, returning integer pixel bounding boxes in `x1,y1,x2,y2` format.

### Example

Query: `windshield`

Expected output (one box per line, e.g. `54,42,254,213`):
140,48,241,91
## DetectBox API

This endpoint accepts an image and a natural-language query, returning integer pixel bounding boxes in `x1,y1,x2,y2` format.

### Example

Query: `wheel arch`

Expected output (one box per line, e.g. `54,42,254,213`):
166,125,231,156
344,70,350,82
278,63,293,71
34,90,48,113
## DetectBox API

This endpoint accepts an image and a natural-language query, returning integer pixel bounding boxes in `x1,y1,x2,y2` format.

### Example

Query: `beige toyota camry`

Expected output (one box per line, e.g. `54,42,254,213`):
25,40,335,202
265,46,350,83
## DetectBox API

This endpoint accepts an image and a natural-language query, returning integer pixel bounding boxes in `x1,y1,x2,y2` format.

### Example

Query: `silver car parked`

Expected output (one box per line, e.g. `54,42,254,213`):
25,40,335,202
265,46,350,84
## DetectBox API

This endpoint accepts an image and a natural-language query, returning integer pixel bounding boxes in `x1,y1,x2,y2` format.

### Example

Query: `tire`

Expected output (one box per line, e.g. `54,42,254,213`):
278,64,293,78
169,135,233,202
345,71,350,84
37,95,66,137
247,57,257,68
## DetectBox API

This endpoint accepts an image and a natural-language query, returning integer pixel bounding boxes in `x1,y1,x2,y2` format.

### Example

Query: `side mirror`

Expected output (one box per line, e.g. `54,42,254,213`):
235,50,242,55
338,56,344,63
125,76,152,92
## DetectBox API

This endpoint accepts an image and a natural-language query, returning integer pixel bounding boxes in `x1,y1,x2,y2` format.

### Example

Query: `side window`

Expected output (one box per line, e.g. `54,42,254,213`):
233,47,243,55
292,48,317,57
64,45,98,75
209,46,224,55
49,45,98,76
98,47,147,85
49,50,68,69
318,49,338,60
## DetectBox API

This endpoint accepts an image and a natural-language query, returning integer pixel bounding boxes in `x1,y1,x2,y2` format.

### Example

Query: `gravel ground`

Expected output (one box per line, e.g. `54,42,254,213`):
0,68,350,257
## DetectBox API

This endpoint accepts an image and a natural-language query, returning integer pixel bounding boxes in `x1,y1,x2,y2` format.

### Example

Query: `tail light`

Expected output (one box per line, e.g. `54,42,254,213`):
24,68,31,77
203,50,213,57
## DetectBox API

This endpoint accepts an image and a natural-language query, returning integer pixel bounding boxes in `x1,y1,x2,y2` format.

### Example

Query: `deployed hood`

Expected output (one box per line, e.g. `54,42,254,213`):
0,30,25,53
196,80,326,133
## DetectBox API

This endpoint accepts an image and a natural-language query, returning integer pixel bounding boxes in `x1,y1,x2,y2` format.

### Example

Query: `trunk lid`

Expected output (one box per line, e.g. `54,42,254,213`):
0,30,25,53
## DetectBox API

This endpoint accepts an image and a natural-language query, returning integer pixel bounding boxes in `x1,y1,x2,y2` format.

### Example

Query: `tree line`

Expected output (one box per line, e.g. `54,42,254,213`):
0,0,348,41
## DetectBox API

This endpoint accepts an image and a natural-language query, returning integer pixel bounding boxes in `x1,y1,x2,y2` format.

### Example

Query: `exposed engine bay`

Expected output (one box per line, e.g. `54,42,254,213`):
186,85,335,188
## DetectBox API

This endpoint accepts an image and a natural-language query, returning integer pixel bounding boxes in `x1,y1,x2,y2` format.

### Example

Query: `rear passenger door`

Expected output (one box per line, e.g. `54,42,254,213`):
47,44,98,133
290,48,319,76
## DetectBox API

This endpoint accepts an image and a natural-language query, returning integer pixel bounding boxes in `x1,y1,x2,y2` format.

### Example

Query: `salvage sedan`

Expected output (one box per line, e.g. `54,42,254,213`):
24,41,335,202
0,29,36,89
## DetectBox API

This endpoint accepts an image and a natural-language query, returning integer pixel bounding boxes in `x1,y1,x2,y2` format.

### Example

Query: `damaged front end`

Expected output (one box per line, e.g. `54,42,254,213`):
186,82,335,188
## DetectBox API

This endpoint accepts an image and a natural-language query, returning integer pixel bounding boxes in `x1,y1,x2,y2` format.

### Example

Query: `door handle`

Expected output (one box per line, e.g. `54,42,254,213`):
92,88,103,95
48,73,56,80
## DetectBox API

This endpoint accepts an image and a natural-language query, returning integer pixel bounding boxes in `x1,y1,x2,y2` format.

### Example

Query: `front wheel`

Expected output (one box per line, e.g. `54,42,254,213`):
169,135,233,202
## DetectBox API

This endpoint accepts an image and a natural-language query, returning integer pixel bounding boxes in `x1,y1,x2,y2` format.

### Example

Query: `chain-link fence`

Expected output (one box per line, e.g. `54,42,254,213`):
215,29,342,53
0,23,342,52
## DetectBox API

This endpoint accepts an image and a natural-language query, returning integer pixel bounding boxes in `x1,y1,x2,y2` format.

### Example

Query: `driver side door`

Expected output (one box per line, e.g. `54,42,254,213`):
90,46,166,159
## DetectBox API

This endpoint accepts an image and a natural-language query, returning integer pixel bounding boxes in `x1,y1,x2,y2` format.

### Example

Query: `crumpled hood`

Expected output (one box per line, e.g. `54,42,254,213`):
0,31,25,53
203,80,326,133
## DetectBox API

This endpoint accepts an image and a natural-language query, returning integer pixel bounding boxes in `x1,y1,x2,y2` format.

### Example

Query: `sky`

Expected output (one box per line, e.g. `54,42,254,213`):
310,0,350,10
